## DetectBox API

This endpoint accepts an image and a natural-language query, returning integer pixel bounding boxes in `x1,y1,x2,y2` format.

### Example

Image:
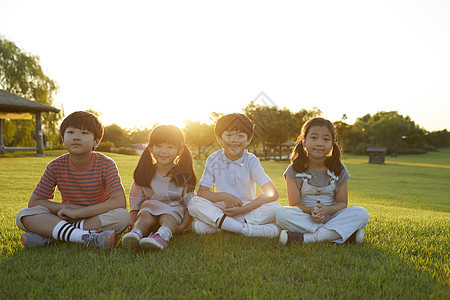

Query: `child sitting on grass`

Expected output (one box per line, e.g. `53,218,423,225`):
188,113,281,238
16,111,130,249
276,117,369,245
121,125,196,251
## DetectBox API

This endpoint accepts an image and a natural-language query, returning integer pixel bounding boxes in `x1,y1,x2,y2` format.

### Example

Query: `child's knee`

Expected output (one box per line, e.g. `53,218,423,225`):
348,206,370,227
16,205,51,232
99,208,130,234
187,196,206,216
275,207,291,225
356,206,370,226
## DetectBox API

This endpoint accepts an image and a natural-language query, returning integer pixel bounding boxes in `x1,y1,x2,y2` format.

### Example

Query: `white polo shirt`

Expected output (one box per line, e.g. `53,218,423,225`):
199,149,271,202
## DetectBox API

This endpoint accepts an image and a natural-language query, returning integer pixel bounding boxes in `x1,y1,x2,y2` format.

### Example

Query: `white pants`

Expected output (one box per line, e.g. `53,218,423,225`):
188,196,281,227
276,206,369,243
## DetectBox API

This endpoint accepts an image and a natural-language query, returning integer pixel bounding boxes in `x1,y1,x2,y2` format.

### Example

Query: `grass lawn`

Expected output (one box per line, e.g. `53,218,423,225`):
0,149,449,299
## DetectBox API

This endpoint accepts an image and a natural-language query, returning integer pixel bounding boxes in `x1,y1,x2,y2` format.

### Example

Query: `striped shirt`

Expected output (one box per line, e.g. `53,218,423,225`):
32,152,124,205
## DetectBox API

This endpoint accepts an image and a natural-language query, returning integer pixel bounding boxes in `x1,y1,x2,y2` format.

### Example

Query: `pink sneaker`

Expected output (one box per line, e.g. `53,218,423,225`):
139,233,168,251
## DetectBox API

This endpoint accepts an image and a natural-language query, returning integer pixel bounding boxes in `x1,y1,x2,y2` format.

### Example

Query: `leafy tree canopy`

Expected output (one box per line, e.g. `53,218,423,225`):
0,37,61,146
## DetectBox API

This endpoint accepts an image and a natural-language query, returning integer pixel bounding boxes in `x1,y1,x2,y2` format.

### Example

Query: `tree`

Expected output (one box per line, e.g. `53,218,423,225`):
102,124,130,148
426,130,450,148
183,120,216,159
340,111,428,154
293,107,322,137
244,102,294,159
128,126,155,145
0,37,61,146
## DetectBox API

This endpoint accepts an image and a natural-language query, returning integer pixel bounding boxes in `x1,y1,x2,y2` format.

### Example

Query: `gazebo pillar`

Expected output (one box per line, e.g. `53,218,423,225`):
35,112,44,156
0,119,4,154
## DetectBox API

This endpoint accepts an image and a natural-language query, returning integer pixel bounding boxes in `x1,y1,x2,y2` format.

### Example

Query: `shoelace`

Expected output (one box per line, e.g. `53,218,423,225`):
82,234,98,247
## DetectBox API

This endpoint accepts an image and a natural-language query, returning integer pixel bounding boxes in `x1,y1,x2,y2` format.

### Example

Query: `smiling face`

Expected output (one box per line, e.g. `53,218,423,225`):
218,130,251,161
150,143,181,167
62,126,99,155
303,125,333,160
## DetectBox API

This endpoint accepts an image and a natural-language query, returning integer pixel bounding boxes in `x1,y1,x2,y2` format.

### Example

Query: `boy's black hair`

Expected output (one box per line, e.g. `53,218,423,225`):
60,111,104,142
214,113,254,140
291,117,344,176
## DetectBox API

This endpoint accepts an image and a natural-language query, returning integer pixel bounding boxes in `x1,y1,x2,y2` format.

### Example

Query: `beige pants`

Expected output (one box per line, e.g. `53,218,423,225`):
16,205,130,234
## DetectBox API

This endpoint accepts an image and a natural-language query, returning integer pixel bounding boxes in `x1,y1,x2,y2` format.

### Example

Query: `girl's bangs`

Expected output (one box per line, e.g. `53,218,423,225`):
149,125,184,147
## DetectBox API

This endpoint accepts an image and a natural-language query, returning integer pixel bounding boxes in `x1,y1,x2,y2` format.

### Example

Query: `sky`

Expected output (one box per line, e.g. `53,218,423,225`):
1,0,449,132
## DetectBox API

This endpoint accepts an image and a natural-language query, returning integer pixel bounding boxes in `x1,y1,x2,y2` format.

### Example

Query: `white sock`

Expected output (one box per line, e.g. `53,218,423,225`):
216,215,244,234
131,228,143,239
52,220,90,243
157,226,173,241
304,228,341,243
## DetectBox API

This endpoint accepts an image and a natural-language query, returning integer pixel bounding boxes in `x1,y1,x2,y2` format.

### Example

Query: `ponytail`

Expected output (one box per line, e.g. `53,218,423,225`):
169,145,197,192
291,141,309,173
133,147,156,187
325,142,343,176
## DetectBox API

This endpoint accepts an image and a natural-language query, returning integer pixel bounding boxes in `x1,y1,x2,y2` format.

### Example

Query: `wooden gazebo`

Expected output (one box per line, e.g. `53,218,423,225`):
367,147,388,164
0,89,60,156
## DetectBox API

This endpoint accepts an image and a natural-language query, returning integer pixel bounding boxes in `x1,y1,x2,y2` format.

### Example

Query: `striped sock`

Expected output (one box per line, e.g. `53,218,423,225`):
73,219,85,230
52,220,90,243
216,215,244,234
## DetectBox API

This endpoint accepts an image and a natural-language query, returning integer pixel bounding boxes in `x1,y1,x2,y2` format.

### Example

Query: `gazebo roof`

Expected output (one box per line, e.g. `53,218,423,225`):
0,89,60,113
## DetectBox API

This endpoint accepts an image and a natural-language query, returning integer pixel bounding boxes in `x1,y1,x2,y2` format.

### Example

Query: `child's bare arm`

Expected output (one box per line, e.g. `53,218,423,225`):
316,182,348,217
223,181,278,217
56,190,127,221
286,176,313,214
197,185,243,208
28,194,83,214
129,210,139,227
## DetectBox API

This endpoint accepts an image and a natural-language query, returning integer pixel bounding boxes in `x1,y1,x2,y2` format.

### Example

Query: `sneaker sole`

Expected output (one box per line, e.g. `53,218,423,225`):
279,230,288,245
20,233,52,248
21,234,28,248
140,238,163,251
107,231,116,249
121,235,140,249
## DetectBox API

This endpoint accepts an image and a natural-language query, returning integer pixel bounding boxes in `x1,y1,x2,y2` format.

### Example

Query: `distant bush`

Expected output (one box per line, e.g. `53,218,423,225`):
423,145,437,152
114,147,138,155
395,147,427,155
97,141,115,152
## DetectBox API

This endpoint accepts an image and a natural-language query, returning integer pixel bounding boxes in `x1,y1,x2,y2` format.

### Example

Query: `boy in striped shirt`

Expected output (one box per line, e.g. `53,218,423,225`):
16,111,130,249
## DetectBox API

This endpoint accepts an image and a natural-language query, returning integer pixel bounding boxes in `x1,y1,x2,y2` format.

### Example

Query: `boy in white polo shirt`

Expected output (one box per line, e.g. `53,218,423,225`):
188,113,281,238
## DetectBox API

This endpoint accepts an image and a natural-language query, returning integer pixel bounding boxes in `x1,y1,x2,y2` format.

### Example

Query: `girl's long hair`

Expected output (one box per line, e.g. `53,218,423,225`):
133,125,197,192
291,117,343,176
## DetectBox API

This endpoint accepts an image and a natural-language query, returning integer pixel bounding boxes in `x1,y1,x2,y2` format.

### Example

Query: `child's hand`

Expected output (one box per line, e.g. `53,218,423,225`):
311,205,325,223
222,194,243,208
57,206,83,221
129,210,138,227
316,204,331,218
223,206,246,217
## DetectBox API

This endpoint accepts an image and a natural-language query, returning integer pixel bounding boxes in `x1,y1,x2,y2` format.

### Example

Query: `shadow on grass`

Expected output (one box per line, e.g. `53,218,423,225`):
0,233,447,299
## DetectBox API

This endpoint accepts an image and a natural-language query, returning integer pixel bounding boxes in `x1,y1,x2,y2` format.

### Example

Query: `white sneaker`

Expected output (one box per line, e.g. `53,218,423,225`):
121,231,141,249
347,229,365,244
192,220,221,235
241,223,281,238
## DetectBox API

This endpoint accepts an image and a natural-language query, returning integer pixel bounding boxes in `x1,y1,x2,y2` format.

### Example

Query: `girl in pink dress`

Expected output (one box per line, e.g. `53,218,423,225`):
121,125,196,250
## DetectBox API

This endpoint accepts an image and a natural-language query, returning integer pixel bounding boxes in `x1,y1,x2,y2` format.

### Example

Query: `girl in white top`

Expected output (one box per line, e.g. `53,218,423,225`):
121,125,196,250
276,117,369,245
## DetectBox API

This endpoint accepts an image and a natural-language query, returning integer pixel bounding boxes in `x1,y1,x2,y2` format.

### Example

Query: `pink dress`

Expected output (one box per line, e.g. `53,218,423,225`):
129,172,193,224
